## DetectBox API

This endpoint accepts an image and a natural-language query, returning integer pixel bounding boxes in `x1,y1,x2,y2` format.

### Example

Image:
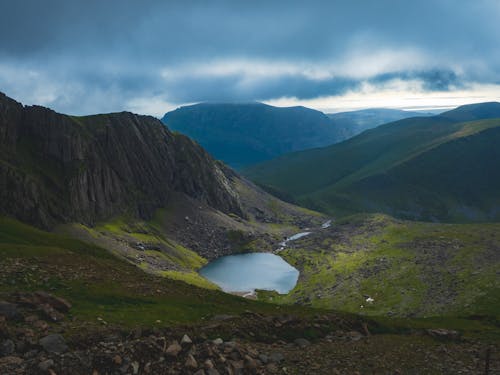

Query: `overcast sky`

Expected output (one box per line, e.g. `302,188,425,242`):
1,0,499,116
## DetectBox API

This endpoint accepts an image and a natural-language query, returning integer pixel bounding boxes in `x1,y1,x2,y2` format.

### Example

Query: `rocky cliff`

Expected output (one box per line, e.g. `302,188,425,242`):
0,92,242,228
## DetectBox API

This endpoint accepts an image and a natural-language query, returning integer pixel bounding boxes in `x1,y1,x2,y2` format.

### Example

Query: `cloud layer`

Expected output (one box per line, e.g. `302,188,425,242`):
1,0,499,116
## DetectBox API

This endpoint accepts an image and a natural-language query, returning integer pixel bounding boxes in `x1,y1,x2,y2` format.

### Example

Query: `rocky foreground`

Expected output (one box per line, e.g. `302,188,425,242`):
1,291,498,374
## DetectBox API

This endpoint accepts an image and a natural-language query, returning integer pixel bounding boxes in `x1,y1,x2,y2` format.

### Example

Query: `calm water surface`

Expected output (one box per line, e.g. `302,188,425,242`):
199,253,299,294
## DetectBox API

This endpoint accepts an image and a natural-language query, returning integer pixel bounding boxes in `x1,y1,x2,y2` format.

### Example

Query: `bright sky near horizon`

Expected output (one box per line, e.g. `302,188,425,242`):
1,0,499,117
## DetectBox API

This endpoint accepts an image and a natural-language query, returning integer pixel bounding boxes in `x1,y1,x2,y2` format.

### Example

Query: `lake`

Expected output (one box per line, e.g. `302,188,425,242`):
199,252,299,294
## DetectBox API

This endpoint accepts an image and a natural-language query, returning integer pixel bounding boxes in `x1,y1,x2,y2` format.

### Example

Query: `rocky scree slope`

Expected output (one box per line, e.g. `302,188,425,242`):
0,92,241,229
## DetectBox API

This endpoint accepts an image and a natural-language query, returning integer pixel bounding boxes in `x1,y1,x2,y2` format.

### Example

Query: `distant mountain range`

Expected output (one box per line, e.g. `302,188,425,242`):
245,102,500,222
327,108,435,132
162,103,430,169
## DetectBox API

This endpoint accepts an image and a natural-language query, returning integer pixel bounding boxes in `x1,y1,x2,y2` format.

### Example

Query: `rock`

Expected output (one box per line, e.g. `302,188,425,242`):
347,331,364,341
212,315,235,321
258,354,268,364
131,361,139,374
204,359,215,369
39,303,65,322
181,334,193,346
38,359,54,372
212,338,223,345
165,341,182,357
39,334,68,353
33,320,49,331
0,301,20,320
426,329,461,341
113,355,122,365
194,370,206,375
224,341,237,350
293,338,310,348
0,356,23,366
185,354,198,369
24,315,38,323
268,352,284,363
207,370,220,375
244,354,257,370
0,93,242,231
34,292,72,312
0,339,15,356
230,360,244,371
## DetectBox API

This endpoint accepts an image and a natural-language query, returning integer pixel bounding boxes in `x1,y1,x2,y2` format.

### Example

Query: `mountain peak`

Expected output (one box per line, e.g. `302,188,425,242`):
441,101,500,121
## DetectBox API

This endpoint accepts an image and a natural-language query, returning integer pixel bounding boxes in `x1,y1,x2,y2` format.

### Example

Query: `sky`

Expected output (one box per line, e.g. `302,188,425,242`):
1,0,499,117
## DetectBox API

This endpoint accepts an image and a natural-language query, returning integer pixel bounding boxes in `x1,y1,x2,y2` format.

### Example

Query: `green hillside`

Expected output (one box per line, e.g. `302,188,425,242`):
245,103,500,222
259,214,500,322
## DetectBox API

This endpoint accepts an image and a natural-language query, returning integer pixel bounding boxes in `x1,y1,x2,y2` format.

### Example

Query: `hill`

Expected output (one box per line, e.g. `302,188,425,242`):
162,103,426,169
327,108,432,135
245,102,500,222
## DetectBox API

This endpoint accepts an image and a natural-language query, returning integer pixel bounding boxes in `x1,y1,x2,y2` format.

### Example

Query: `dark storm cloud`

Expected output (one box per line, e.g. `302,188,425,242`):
0,0,499,115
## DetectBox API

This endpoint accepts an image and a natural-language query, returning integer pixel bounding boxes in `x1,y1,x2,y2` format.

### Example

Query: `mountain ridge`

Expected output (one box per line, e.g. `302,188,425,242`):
245,102,500,222
0,92,243,228
161,102,429,169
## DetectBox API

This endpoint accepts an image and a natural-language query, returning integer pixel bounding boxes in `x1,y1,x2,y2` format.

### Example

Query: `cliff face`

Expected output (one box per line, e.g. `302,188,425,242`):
0,93,241,228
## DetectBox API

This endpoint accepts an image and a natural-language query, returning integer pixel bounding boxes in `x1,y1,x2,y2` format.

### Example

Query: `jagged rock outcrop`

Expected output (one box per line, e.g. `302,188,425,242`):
0,92,242,228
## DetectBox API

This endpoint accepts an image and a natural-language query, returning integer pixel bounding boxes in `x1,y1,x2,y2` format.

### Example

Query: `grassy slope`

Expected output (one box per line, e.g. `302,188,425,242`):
2,215,499,345
260,214,500,325
245,118,500,221
0,217,301,329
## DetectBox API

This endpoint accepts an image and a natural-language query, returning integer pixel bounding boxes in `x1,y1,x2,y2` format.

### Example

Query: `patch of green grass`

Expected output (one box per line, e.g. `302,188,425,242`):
159,270,219,290
246,117,500,222
0,217,302,328
262,215,500,321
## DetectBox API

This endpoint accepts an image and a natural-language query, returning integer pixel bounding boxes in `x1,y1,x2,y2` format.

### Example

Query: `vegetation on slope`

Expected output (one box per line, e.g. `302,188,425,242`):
0,216,303,328
260,214,500,325
245,104,500,221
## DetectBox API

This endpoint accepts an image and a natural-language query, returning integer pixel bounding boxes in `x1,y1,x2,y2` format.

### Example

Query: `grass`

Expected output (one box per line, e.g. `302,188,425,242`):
0,216,309,329
86,213,208,271
245,118,500,222
260,214,500,323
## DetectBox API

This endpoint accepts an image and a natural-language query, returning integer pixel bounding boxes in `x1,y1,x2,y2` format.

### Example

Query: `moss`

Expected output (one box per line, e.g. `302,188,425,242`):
160,270,219,290
263,215,500,320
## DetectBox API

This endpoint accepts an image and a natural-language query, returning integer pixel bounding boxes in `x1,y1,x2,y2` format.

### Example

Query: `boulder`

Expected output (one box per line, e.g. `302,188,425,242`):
185,354,198,369
0,339,15,356
38,359,54,372
39,334,68,353
0,302,20,321
34,292,72,312
426,328,460,341
212,338,223,345
39,304,65,322
180,334,193,346
268,352,284,363
293,338,310,348
165,341,182,357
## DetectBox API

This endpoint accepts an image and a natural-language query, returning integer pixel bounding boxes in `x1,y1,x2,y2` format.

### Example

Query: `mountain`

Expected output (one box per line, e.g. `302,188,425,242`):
0,91,323,264
162,103,427,169
0,92,241,228
162,102,340,169
245,102,500,222
1,93,499,373
327,108,432,134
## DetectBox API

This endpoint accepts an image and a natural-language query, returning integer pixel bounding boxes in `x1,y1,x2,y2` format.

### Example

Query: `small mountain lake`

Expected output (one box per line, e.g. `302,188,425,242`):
199,253,299,294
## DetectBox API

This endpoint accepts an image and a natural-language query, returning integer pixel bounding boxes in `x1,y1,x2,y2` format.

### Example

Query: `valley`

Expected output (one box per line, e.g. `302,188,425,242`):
245,103,500,222
1,92,499,374
3,2,500,374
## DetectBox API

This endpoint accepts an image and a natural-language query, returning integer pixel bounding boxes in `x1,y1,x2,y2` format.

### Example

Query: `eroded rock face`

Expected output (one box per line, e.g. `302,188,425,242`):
0,92,242,228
